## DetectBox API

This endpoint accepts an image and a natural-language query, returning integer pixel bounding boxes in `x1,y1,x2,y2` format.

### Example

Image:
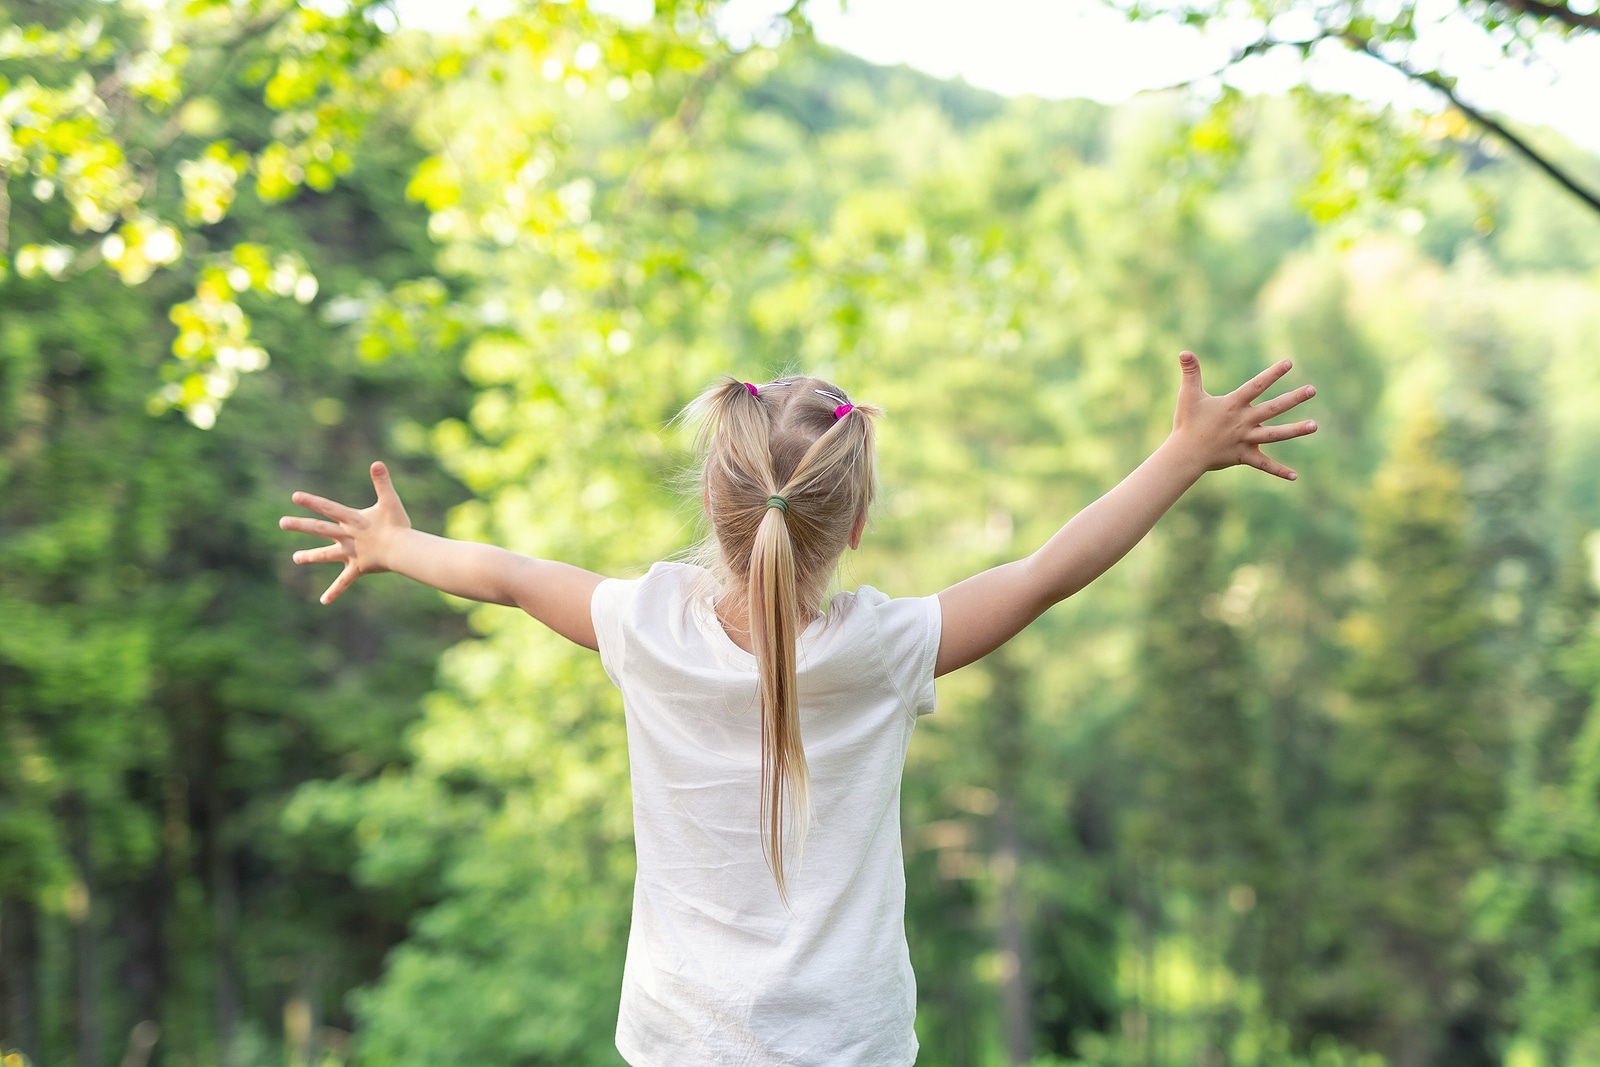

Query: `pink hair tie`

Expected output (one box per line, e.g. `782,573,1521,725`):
833,403,853,419
744,382,759,397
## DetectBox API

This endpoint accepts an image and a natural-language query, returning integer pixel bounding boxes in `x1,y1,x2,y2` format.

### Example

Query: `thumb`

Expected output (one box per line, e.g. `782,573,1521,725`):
370,461,412,528
1178,350,1203,401
371,460,397,504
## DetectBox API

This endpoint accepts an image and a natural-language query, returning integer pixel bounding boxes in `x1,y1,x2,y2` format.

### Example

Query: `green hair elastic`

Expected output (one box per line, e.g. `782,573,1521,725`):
765,495,789,513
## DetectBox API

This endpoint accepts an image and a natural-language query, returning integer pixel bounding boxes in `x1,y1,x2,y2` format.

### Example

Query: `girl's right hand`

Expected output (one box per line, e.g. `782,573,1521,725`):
279,461,412,604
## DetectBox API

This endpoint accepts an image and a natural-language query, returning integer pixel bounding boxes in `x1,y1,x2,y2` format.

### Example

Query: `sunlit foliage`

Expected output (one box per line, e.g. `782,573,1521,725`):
4,3,1600,1067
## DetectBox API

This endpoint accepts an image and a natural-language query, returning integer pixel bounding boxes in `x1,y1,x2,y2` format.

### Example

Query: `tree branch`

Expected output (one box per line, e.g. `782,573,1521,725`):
1152,26,1600,219
1493,0,1600,32
1343,34,1600,216
1149,31,1340,92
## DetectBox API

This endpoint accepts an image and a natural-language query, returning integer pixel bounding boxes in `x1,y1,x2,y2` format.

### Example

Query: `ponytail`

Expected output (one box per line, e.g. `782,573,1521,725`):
750,499,808,901
690,376,881,902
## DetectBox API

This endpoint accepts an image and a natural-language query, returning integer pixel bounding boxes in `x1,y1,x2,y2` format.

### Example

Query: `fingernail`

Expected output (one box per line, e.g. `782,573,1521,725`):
1307,421,1317,431
1306,385,1316,396
1288,471,1298,480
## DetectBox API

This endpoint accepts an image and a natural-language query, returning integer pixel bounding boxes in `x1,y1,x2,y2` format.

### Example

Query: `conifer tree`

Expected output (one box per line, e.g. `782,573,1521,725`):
1325,409,1506,1067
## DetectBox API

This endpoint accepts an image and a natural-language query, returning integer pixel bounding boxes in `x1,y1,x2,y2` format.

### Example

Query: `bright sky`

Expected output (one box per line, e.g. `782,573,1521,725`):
395,0,1600,154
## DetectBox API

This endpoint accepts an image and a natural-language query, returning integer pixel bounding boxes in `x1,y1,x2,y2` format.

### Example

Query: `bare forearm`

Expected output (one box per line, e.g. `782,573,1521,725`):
380,528,534,606
1022,433,1205,604
935,435,1203,674
379,530,603,649
935,352,1316,677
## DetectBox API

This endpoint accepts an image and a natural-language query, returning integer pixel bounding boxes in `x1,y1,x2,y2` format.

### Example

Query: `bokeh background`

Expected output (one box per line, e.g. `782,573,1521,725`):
3,2,1600,1066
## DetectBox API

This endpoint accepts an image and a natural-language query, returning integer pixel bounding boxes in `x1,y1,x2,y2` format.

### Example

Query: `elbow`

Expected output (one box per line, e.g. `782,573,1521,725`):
1017,554,1075,620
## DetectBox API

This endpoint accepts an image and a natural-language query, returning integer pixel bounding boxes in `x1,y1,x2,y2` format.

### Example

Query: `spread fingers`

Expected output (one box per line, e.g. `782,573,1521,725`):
279,515,343,540
290,491,361,523
1235,360,1293,403
292,544,346,565
1247,420,1318,445
321,565,360,605
1252,384,1316,421
1243,447,1298,481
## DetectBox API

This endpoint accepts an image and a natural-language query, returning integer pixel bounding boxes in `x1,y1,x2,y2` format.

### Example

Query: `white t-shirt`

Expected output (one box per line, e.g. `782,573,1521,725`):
590,561,942,1067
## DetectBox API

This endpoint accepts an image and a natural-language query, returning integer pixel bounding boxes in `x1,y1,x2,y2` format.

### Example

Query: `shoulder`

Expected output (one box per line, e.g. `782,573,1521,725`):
830,585,940,630
827,586,942,719
595,561,708,617
591,562,714,684
639,560,708,593
599,559,706,595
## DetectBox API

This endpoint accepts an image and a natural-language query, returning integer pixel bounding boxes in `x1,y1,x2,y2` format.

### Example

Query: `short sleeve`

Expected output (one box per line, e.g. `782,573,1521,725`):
590,575,639,688
864,590,942,720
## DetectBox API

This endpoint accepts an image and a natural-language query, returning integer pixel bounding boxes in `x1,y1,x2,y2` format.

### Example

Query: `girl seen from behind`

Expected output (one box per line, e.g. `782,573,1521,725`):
279,352,1317,1066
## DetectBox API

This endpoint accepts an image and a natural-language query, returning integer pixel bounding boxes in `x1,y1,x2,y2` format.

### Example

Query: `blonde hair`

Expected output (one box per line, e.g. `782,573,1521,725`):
688,375,882,901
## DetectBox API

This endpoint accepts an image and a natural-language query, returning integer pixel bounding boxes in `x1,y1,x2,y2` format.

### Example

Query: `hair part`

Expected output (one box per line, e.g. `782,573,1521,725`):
688,375,881,902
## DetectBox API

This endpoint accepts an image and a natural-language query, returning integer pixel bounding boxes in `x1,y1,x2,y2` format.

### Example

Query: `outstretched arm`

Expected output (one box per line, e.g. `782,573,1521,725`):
933,351,1317,677
279,461,604,650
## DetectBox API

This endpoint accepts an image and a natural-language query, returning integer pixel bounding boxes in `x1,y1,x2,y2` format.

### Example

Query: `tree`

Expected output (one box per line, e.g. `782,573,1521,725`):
1475,536,1600,1065
1119,0,1600,220
0,0,752,429
1320,407,1508,1067
1,6,475,1063
0,0,399,425
8,4,1600,1065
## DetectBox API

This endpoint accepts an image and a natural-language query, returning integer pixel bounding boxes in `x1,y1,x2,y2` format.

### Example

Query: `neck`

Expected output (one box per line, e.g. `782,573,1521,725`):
713,589,823,653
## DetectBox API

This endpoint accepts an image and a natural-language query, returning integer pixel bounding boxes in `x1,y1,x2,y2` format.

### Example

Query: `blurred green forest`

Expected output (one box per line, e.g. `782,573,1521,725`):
4,3,1600,1067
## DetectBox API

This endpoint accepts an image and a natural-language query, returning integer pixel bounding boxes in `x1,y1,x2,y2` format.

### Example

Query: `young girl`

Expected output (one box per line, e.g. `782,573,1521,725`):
280,351,1316,1066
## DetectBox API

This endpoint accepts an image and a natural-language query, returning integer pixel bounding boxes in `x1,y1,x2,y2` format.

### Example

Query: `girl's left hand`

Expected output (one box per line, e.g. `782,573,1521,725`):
1171,350,1318,480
